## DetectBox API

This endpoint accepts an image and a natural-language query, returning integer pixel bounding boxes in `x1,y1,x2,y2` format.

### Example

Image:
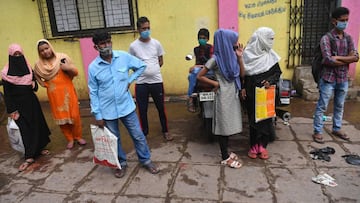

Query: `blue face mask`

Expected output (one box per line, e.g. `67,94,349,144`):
198,39,207,46
140,30,151,39
336,21,348,31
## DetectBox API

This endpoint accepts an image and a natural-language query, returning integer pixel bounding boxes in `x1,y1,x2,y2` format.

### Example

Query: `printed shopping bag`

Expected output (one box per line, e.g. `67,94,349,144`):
6,117,25,154
255,85,276,123
90,124,121,169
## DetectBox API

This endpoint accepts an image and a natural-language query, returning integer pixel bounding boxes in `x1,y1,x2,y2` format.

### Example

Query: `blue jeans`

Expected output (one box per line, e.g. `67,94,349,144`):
187,67,202,97
187,67,214,96
105,111,151,167
313,78,348,134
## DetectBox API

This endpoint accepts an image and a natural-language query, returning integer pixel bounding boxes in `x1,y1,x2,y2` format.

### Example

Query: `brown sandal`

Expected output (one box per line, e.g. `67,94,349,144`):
313,133,324,144
18,158,35,172
332,131,350,141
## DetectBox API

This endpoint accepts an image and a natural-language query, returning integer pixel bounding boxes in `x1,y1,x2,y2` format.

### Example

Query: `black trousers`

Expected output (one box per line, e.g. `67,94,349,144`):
135,83,168,136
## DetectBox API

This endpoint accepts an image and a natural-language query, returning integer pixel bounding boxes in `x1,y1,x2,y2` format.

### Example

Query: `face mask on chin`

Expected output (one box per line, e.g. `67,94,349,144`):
98,46,112,57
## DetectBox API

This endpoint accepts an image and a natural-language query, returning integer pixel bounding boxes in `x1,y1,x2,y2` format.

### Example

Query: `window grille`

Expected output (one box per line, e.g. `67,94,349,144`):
37,0,138,38
287,0,337,68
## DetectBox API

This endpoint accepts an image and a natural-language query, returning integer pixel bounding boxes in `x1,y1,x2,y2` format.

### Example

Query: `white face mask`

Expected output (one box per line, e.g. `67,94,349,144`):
98,46,112,57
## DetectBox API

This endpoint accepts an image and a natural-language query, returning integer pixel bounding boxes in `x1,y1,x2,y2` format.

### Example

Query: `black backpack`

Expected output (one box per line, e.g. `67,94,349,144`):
311,33,334,84
311,32,351,85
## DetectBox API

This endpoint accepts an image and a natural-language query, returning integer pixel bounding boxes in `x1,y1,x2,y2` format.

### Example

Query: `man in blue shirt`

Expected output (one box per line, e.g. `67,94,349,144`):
88,31,159,178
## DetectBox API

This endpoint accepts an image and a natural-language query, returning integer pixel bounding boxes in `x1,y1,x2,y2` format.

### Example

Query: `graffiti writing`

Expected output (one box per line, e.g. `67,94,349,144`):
240,0,285,20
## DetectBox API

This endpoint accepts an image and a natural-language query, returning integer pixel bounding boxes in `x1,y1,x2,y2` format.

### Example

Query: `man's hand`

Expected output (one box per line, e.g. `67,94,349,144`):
96,119,105,128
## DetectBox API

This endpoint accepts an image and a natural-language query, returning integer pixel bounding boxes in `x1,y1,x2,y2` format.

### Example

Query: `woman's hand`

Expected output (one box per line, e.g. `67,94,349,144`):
261,80,270,88
60,58,72,71
240,89,247,100
212,81,220,92
10,111,20,120
234,43,244,57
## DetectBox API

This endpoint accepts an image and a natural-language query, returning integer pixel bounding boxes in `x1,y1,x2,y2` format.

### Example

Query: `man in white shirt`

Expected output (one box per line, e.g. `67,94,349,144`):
129,16,173,141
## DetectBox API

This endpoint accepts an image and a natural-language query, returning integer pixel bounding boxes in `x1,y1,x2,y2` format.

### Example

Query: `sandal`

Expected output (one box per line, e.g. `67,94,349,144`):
221,157,242,169
248,151,257,159
259,149,269,160
40,149,51,156
312,173,337,187
332,130,350,141
312,133,324,144
247,145,258,159
310,147,335,155
143,162,160,174
163,132,174,141
229,152,239,161
18,158,35,172
187,99,196,113
66,141,74,149
77,138,87,145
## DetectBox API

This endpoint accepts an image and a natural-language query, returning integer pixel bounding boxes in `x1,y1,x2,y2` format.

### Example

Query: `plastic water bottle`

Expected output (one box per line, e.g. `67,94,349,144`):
323,116,332,122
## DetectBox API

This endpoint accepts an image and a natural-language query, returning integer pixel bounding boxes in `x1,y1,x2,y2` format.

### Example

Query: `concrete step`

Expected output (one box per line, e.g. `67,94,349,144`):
293,65,360,101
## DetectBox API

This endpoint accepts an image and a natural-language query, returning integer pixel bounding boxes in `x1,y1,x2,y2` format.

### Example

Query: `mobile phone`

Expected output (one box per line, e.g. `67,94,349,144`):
61,58,66,63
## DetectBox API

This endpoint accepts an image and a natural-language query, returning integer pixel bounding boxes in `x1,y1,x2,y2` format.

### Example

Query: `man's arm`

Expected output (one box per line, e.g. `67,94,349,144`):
88,66,102,121
128,54,146,84
158,55,163,67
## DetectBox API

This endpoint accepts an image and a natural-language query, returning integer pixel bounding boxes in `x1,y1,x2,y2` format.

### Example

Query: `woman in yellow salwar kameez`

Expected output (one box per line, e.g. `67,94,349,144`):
34,39,86,149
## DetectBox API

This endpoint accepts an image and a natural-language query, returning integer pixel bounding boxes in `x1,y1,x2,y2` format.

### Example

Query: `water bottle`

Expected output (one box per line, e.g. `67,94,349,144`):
322,115,332,122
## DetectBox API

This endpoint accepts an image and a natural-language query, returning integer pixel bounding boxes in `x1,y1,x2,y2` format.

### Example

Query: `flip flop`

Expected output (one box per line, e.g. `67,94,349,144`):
342,154,360,165
312,133,324,144
18,158,35,172
332,131,350,141
143,162,160,174
40,149,51,156
77,138,87,145
310,151,331,162
310,147,335,155
312,174,337,187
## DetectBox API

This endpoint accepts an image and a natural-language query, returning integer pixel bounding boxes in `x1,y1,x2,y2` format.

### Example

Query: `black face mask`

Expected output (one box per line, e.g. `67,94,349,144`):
8,55,30,76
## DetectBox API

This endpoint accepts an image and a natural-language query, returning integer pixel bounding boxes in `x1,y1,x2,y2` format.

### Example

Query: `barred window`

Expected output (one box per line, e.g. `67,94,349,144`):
38,0,138,38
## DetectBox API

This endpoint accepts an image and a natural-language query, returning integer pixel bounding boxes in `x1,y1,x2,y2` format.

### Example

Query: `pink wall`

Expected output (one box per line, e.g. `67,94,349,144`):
218,0,238,32
79,38,98,82
342,0,360,79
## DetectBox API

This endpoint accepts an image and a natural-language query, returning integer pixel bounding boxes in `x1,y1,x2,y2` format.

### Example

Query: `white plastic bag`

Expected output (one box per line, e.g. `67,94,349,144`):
90,124,121,169
6,117,25,154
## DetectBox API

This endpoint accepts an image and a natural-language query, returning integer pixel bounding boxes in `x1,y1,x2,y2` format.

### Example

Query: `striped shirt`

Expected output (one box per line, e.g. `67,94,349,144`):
320,29,357,83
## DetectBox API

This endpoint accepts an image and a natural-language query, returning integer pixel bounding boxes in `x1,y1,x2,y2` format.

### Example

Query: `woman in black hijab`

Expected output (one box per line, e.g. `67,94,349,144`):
1,44,51,172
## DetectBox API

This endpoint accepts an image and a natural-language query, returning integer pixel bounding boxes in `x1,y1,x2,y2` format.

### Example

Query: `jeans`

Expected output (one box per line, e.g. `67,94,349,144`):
187,67,202,97
105,111,151,167
313,78,348,134
187,67,214,96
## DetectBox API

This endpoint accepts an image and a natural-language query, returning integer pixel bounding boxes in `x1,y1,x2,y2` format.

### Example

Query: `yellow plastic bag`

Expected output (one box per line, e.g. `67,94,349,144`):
255,85,276,123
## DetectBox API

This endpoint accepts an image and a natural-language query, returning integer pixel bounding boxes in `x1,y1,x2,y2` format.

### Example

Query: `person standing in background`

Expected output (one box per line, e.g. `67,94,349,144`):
197,29,245,169
129,16,172,141
186,28,214,113
312,7,359,143
242,27,282,160
34,39,86,150
88,31,159,178
2,43,51,172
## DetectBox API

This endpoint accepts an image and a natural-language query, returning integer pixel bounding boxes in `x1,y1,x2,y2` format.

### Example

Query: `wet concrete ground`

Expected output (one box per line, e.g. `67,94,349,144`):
0,97,359,202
